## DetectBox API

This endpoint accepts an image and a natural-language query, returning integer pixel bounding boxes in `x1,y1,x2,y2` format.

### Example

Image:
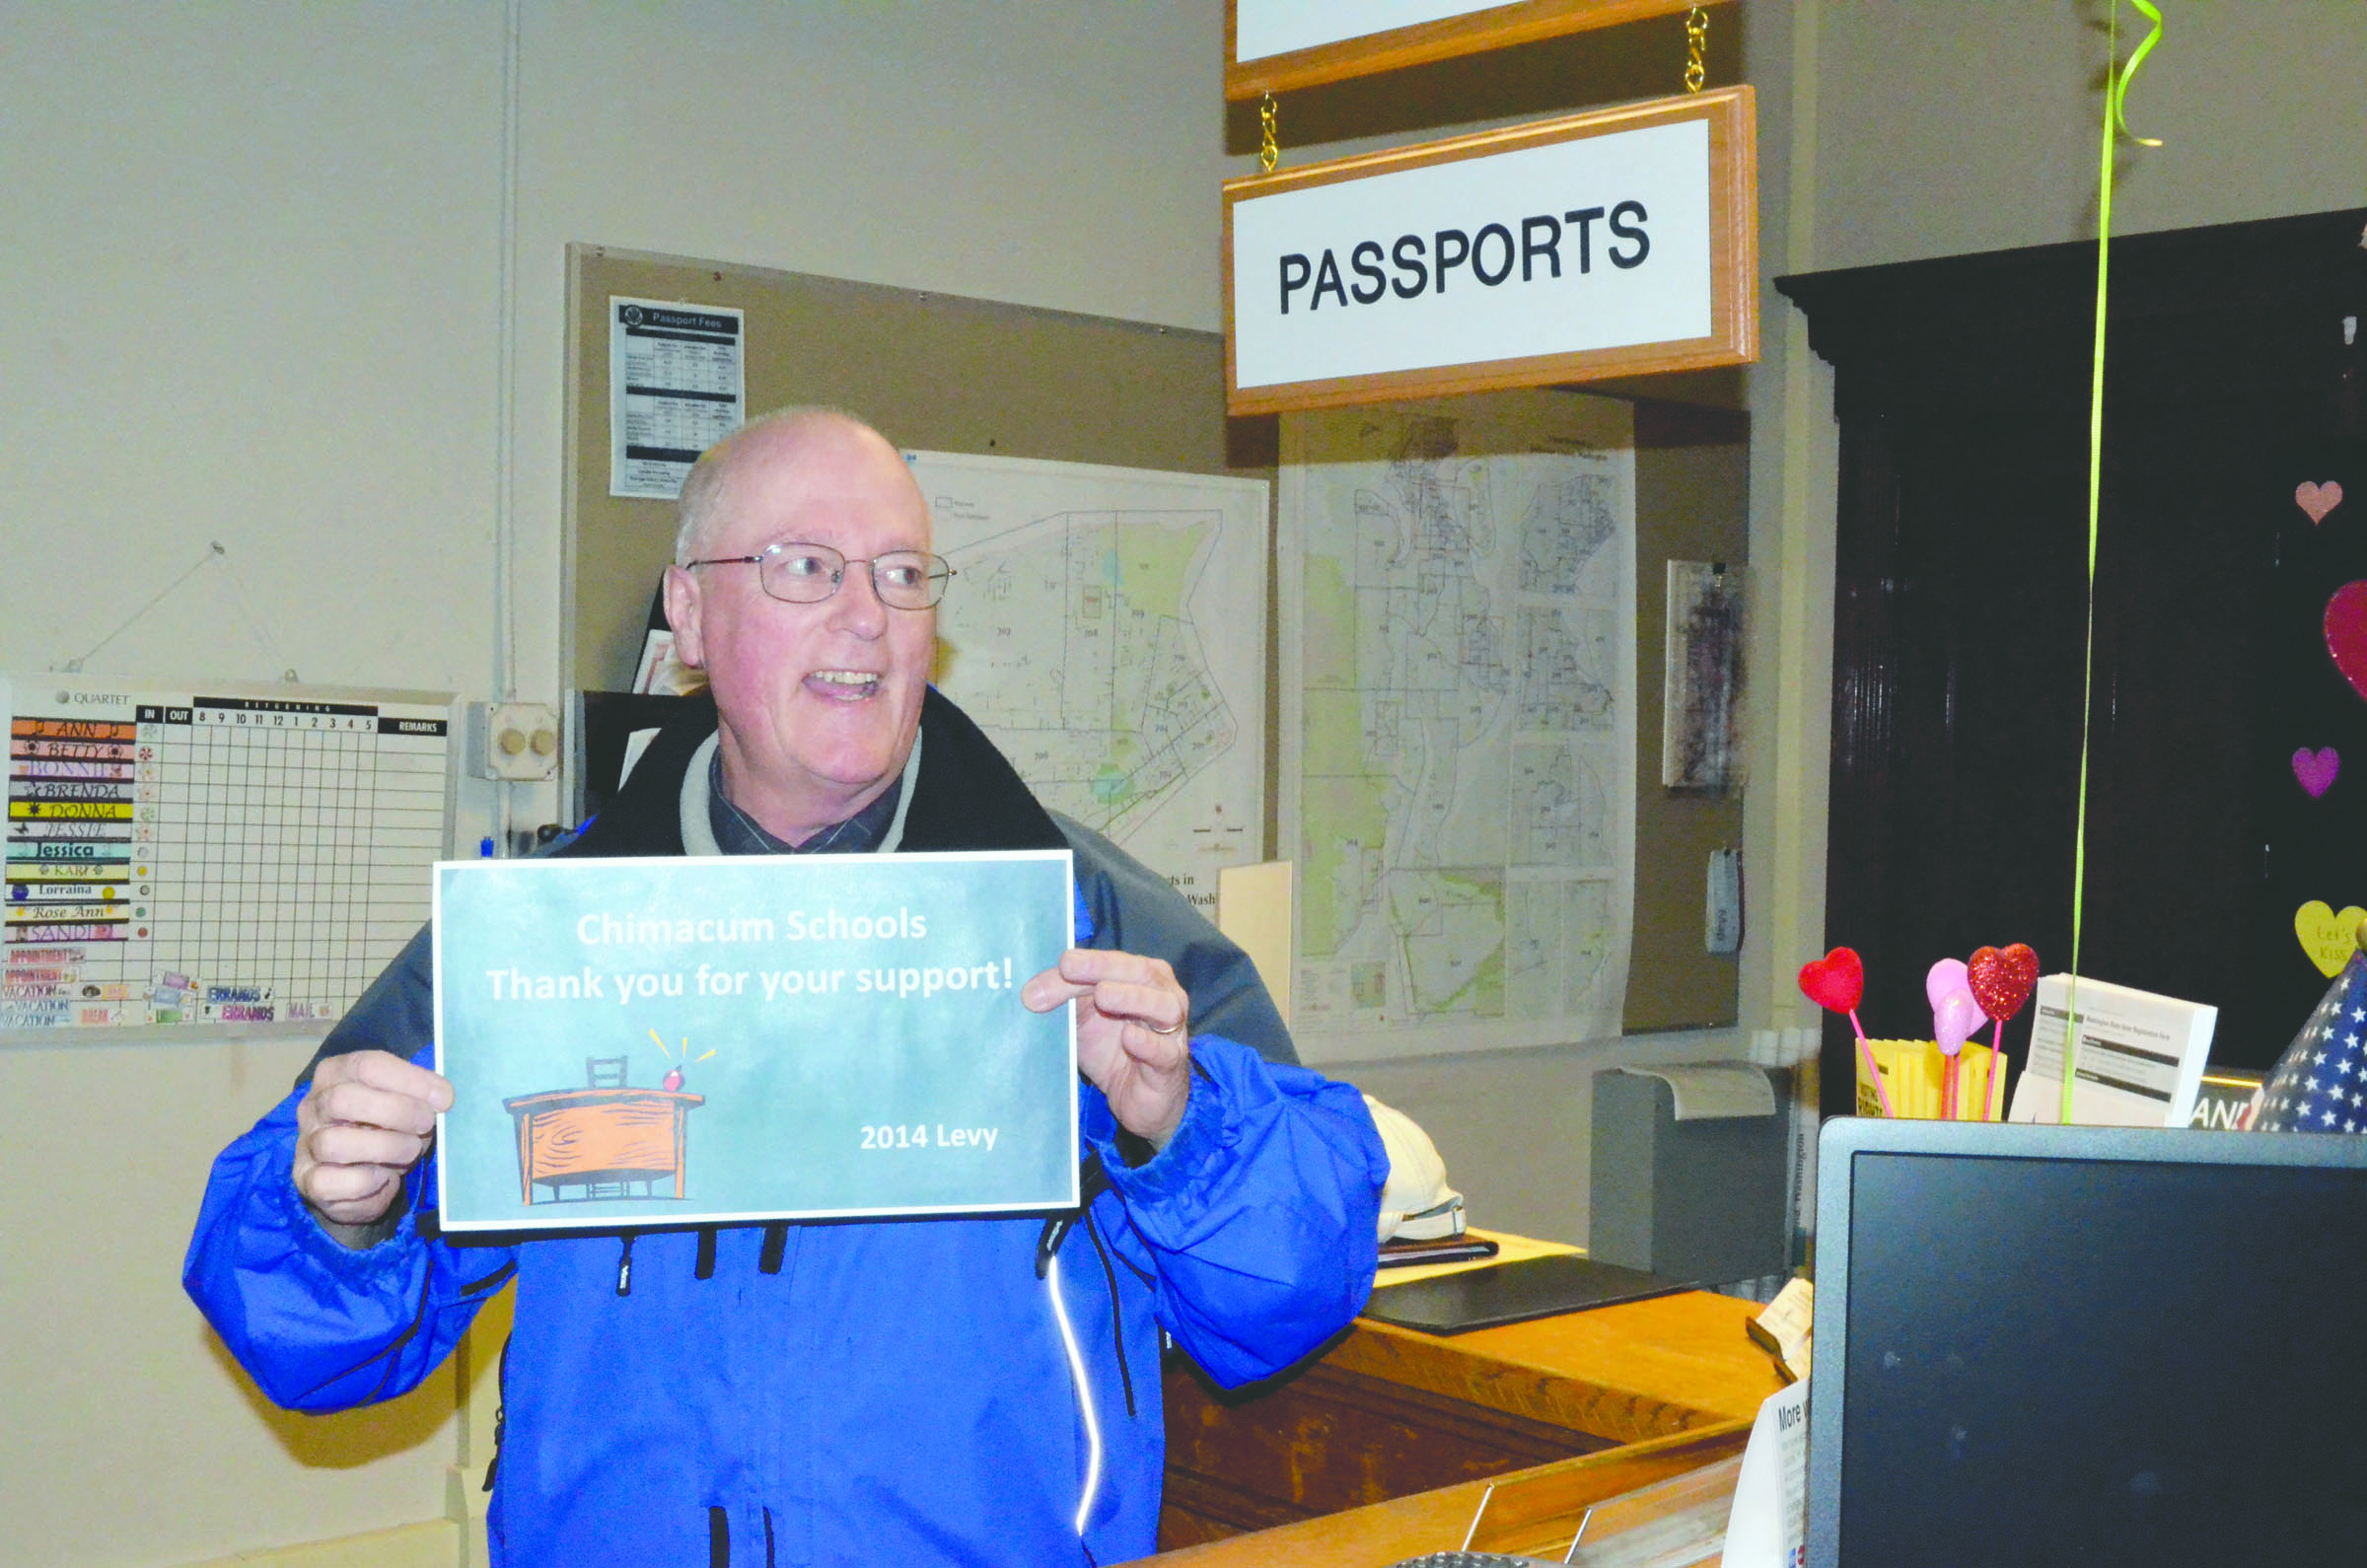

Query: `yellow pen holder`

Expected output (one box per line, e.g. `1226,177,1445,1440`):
1854,1038,2001,1120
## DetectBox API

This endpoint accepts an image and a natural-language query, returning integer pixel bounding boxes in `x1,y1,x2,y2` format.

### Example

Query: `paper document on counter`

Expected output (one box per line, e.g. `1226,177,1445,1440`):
1722,1378,1808,1568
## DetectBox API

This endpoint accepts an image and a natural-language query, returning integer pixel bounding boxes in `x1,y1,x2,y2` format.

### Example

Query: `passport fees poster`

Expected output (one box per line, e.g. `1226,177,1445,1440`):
433,850,1076,1231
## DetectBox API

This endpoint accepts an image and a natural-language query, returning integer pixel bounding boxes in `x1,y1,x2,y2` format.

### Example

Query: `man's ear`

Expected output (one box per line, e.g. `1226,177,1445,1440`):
662,565,708,669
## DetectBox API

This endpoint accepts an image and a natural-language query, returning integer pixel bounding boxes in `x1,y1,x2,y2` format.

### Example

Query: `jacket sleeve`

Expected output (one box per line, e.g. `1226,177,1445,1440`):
182,947,516,1412
1055,811,1298,1066
1087,1033,1388,1388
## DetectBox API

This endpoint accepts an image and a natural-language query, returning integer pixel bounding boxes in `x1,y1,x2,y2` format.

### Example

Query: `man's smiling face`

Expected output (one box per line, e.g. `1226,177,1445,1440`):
664,415,935,843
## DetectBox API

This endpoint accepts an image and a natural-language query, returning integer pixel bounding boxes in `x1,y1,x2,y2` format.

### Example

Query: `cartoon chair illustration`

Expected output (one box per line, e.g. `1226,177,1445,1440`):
504,1055,704,1205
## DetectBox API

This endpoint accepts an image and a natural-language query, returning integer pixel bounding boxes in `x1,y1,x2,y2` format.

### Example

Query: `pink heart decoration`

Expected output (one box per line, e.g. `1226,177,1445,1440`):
1925,958,1971,1014
1934,989,1982,1057
2297,481,2344,525
2295,746,2340,798
2326,582,2367,703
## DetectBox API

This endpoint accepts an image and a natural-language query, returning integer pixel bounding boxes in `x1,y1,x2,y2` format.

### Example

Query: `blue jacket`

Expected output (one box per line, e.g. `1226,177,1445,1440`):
185,692,1386,1565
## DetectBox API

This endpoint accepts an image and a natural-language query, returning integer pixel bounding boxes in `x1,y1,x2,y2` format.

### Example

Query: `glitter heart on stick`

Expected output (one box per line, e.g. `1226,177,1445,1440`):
1967,945,2039,1022
1969,944,2040,1120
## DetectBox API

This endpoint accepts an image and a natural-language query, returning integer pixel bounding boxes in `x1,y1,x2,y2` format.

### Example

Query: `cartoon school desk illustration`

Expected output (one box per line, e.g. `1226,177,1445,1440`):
503,1058,704,1204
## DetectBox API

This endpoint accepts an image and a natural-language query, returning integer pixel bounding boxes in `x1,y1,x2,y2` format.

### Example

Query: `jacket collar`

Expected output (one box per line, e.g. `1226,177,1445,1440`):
563,688,1064,859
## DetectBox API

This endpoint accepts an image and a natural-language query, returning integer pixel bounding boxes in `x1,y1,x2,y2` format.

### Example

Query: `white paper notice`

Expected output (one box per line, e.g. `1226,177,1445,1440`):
1723,1379,1808,1568
2007,973,2216,1128
1621,1062,1776,1120
609,297,746,499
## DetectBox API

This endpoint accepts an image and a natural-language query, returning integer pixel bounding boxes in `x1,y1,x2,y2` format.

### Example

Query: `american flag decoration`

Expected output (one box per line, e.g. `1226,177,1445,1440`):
2255,947,2367,1135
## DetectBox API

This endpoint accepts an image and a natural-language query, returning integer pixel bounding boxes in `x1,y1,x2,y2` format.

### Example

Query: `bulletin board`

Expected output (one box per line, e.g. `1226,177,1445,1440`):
564,246,1250,699
560,245,1742,1035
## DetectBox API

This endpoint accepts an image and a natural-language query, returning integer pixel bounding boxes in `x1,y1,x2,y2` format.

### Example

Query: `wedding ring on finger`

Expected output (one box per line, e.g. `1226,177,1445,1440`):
1148,1018,1184,1035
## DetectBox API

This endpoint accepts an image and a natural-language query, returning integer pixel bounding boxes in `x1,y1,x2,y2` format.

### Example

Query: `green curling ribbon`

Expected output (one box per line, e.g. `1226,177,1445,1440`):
2065,0,2165,1124
2116,1,2167,147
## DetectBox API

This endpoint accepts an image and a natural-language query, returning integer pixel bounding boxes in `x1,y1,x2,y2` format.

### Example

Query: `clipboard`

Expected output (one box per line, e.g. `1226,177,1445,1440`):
1361,1252,1692,1335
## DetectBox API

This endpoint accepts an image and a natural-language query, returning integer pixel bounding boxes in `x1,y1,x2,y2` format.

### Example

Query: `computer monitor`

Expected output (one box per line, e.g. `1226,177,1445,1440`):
1807,1117,2367,1565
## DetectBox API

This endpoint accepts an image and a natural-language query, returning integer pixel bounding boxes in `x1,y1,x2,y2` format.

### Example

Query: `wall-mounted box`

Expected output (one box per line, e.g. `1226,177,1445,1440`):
1589,1064,1786,1284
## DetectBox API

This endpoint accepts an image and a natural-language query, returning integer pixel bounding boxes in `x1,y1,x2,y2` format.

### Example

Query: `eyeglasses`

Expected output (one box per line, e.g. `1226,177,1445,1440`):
685,541,955,609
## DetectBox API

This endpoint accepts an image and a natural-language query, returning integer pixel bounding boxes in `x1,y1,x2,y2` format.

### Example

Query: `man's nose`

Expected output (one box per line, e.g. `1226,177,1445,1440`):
826,561,890,636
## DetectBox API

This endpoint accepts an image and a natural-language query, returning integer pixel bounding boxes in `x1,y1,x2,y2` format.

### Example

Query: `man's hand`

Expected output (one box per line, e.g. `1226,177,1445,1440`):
1023,949,1190,1149
292,1049,455,1248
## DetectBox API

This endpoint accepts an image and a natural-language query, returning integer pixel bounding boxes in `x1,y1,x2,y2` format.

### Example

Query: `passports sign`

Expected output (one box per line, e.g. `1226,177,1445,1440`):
432,850,1077,1232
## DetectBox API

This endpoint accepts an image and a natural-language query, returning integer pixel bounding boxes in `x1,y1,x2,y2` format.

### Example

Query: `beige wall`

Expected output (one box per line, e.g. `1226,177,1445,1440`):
0,5,1232,1563
7,3,2367,1562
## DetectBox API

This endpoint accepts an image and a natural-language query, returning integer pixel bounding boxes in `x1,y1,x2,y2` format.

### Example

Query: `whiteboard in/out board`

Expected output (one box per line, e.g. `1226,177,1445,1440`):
2,673,455,1044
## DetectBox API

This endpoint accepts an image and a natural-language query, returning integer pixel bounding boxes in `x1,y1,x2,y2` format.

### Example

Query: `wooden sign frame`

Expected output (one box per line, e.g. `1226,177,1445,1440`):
1225,0,1729,100
1222,86,1756,416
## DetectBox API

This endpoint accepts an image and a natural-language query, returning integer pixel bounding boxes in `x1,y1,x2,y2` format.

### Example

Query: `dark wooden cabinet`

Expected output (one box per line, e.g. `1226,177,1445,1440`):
1159,1356,1609,1545
1778,209,2367,1113
1153,1287,1784,1548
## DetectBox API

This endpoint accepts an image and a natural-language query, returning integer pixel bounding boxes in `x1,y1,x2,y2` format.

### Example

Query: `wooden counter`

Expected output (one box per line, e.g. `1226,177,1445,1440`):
1144,1422,1755,1567
1156,1287,1785,1549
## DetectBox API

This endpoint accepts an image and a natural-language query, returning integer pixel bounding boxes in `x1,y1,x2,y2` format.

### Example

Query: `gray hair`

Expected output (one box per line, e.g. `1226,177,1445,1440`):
671,404,882,566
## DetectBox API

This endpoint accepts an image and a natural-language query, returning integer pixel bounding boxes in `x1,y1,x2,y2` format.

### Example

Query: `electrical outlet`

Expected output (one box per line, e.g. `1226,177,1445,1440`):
467,701,560,782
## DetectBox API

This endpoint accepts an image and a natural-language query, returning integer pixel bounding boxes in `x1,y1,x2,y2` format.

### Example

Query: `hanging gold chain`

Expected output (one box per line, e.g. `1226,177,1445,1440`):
1685,5,1708,93
1259,92,1279,175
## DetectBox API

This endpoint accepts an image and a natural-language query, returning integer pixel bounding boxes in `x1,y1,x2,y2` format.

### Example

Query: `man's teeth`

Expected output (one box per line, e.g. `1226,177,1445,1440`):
813,671,879,687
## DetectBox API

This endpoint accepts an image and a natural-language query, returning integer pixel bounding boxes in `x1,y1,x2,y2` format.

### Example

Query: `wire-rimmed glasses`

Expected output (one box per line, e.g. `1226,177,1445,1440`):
685,541,955,609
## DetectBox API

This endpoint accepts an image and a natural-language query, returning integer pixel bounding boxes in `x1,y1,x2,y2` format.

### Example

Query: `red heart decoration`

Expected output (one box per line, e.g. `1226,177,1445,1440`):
1967,944,2040,1023
2326,582,2367,703
1798,947,1865,1014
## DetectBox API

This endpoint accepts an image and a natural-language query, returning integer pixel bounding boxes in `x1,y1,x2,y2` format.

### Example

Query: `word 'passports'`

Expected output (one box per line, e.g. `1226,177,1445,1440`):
432,850,1077,1231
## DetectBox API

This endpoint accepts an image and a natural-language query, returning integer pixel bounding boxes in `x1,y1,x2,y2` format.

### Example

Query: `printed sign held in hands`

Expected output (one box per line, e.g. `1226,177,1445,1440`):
433,850,1077,1231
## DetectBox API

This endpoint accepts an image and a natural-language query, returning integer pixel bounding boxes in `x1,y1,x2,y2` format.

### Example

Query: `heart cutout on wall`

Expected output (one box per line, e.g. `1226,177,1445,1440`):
2294,747,2341,798
2324,583,2367,703
2297,481,2344,525
2294,900,2367,978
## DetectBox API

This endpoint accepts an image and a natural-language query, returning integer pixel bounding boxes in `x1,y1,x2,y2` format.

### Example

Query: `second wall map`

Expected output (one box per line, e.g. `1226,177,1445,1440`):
1281,392,1635,1062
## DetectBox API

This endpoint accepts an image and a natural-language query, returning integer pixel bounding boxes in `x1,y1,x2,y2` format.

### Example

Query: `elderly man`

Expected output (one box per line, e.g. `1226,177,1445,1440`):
185,409,1387,1565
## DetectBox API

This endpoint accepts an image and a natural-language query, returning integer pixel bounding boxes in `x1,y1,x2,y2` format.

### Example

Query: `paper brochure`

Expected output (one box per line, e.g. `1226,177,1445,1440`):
2007,973,2215,1128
